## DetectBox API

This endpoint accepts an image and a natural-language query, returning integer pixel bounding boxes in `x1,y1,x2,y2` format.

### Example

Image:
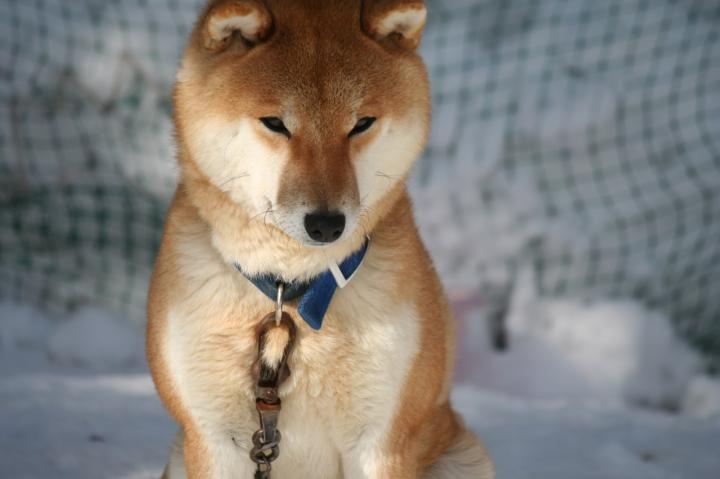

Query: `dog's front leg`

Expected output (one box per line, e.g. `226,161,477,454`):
340,429,419,479
166,426,256,479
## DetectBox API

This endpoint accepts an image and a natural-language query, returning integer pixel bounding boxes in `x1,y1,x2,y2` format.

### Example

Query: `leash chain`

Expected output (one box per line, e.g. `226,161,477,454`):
250,283,296,479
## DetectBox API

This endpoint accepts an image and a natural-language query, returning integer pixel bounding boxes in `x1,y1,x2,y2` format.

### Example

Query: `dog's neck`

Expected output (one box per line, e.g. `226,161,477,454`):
179,159,406,283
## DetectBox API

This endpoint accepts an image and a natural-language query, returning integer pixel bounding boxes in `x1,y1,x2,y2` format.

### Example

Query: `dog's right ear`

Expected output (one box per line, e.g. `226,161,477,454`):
201,0,273,52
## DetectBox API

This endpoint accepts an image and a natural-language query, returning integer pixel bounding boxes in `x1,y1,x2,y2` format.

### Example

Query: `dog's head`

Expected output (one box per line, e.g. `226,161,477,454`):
176,0,430,247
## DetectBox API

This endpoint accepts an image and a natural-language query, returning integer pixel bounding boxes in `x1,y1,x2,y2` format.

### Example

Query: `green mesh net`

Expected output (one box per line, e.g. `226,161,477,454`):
1,0,719,362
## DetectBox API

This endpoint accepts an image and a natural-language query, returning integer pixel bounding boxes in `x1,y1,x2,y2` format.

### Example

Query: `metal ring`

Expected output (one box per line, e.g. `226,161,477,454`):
275,282,284,325
250,444,280,463
252,429,282,449
250,429,281,465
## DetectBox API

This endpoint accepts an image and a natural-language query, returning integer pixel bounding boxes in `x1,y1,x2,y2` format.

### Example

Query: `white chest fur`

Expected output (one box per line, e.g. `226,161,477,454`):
162,251,421,479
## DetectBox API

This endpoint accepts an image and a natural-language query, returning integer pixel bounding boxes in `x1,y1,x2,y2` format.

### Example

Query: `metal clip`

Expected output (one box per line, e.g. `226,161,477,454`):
275,282,284,325
255,399,281,446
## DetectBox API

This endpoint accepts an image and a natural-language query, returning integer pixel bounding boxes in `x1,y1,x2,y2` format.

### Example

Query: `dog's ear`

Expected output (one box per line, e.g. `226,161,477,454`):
201,0,273,52
362,0,427,50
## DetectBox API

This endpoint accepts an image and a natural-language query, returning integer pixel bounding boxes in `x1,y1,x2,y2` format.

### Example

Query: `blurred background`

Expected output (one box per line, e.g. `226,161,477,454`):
1,0,720,478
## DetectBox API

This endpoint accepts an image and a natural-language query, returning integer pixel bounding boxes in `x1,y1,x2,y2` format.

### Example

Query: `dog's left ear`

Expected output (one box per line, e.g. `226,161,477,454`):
362,0,427,50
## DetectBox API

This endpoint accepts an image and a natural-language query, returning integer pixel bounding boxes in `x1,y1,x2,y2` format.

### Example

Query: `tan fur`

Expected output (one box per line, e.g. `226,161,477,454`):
147,1,493,477
261,325,290,369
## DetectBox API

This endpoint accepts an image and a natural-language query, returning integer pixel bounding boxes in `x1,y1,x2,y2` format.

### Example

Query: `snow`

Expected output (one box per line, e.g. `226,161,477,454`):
0,355,172,479
681,377,720,420
0,303,51,352
454,269,709,412
455,386,720,479
2,302,720,478
46,307,143,370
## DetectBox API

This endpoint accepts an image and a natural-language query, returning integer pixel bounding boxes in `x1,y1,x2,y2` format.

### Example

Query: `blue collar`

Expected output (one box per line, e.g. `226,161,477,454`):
235,240,369,330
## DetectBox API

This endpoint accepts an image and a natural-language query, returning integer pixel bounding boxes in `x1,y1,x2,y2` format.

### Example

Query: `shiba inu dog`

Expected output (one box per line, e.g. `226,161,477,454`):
146,0,494,477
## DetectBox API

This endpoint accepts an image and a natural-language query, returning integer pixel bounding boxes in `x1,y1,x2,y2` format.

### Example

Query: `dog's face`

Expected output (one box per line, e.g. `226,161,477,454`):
176,0,430,247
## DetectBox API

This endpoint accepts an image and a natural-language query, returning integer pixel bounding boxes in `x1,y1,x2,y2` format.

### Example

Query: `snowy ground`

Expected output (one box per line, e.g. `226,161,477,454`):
1,301,720,479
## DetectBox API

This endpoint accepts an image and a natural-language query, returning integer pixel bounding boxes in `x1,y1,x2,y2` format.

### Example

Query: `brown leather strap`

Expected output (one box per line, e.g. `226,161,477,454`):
249,311,296,478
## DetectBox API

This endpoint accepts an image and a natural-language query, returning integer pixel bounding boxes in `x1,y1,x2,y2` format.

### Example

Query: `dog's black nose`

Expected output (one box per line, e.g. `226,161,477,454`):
304,211,345,243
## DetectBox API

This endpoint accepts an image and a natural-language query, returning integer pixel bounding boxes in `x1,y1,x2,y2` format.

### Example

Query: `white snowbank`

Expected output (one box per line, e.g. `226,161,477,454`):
1,303,144,369
0,303,51,352
682,376,720,419
454,269,720,416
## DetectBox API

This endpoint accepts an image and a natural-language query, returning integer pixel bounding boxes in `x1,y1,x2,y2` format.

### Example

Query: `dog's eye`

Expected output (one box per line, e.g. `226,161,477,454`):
349,117,376,137
260,117,291,138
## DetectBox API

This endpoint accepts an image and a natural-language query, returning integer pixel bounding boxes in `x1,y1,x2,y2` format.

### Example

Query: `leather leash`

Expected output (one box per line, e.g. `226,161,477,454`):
249,283,296,479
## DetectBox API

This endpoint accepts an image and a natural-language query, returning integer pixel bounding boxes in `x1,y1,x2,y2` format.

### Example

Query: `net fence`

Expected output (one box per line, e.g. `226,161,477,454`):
1,0,719,363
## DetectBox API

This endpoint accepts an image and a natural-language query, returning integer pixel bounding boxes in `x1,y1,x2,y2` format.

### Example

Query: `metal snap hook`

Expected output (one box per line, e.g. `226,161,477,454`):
275,282,284,326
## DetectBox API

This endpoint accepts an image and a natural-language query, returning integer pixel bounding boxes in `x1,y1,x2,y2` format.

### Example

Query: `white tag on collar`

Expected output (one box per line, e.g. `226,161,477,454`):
329,237,370,288
329,262,351,288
